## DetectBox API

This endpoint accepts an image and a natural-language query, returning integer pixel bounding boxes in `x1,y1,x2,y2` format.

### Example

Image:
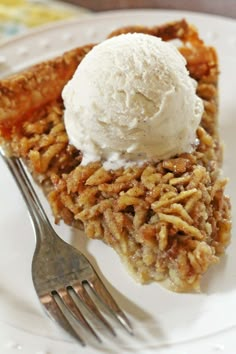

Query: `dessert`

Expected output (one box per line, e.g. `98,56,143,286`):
63,33,203,170
0,20,231,292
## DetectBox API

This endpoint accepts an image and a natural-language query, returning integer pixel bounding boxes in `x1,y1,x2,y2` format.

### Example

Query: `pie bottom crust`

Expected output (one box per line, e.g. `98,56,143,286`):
0,20,231,292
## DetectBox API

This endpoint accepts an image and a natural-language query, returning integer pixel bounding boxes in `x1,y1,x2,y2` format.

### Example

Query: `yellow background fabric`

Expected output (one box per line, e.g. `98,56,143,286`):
0,0,89,42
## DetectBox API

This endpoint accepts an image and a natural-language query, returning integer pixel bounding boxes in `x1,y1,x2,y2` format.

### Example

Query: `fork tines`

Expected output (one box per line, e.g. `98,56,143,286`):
41,274,132,345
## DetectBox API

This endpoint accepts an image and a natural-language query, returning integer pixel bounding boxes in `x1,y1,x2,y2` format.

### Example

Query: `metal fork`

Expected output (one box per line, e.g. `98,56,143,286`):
0,147,132,346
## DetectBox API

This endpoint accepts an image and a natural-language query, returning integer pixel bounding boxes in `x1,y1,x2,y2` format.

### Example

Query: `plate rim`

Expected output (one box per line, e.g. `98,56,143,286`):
0,8,236,50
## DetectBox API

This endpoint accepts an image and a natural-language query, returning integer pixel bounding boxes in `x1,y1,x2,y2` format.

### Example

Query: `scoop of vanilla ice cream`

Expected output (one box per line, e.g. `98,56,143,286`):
62,33,203,170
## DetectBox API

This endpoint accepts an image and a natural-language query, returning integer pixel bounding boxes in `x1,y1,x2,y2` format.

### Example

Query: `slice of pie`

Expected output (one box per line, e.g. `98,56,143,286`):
0,19,231,292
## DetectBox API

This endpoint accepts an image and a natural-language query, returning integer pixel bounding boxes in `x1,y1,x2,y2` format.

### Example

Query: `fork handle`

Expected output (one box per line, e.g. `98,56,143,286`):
0,148,55,242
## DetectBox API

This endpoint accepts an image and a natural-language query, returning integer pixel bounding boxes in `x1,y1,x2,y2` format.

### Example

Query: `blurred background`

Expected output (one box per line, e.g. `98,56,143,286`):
0,0,235,43
65,0,236,17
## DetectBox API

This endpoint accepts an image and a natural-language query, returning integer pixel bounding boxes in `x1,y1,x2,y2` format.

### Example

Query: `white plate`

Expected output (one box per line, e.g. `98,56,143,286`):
0,9,236,354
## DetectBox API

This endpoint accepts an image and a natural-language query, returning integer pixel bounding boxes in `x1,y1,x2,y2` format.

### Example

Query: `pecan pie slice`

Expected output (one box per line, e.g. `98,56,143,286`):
0,20,231,292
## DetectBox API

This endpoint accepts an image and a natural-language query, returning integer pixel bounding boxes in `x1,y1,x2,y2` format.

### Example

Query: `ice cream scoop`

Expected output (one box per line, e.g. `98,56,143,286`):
62,33,203,170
